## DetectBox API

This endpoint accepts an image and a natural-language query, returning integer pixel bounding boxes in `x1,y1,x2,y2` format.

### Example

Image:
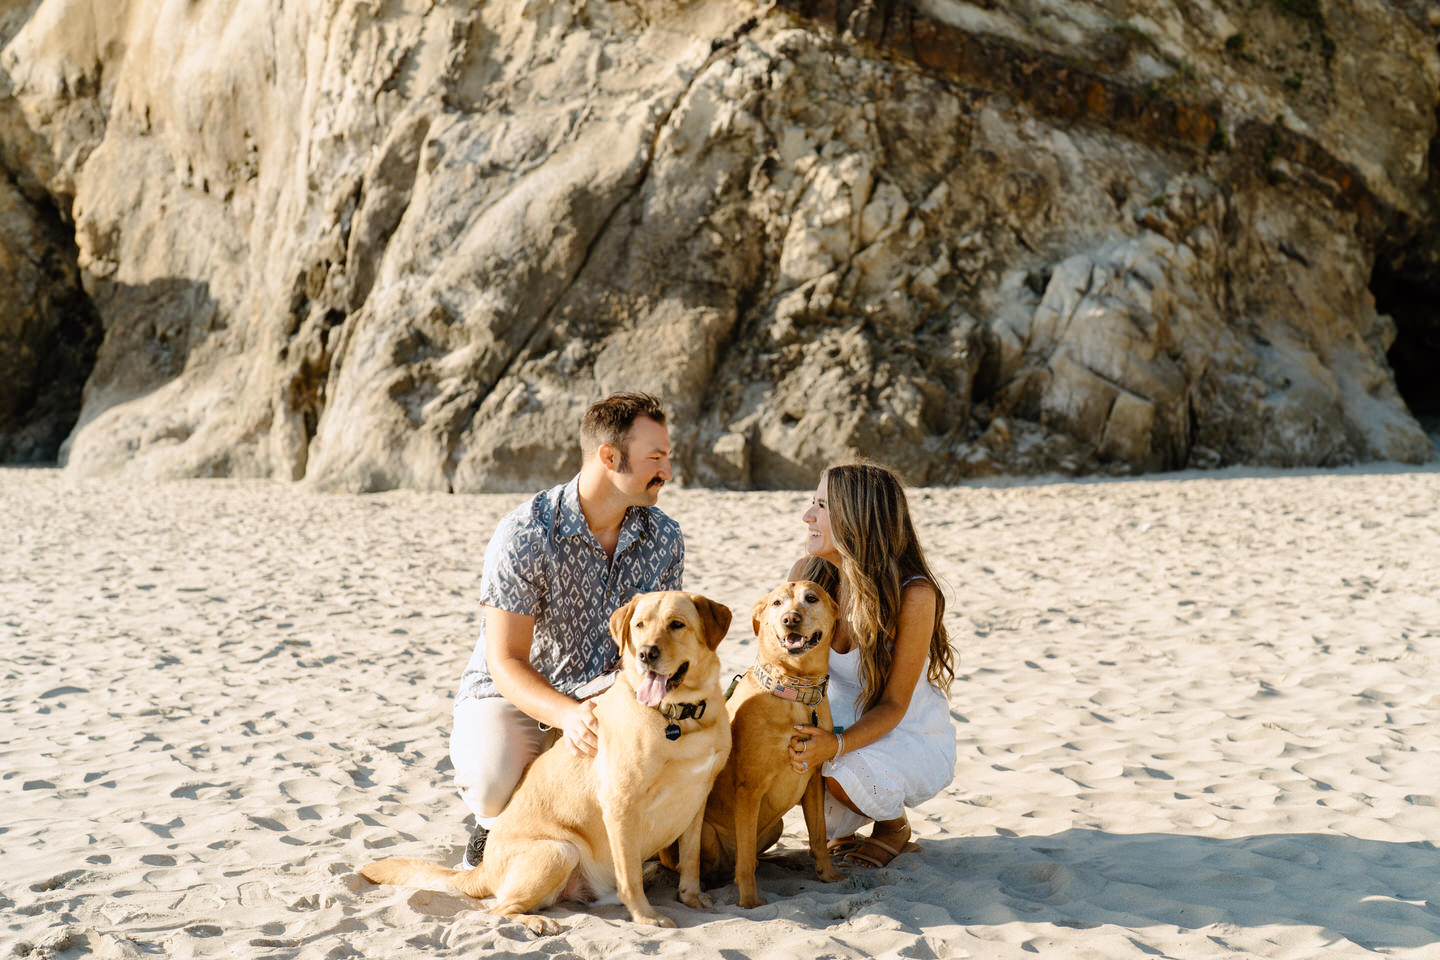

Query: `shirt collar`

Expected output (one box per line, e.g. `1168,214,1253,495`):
555,476,589,541
555,475,652,551
616,502,651,555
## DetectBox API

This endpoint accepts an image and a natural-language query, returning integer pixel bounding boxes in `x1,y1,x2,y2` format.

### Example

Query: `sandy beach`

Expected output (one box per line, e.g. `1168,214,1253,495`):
4,462,1440,959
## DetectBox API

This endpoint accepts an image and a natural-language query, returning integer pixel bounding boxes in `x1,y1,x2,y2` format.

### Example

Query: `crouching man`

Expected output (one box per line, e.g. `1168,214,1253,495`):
449,392,685,866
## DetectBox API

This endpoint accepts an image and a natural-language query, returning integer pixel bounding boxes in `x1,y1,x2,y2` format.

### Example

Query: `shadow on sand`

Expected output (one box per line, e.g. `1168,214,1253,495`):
800,828,1440,951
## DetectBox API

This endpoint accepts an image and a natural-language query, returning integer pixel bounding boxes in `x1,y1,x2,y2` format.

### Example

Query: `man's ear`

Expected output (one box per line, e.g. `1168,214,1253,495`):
597,441,619,472
689,594,733,651
609,596,639,655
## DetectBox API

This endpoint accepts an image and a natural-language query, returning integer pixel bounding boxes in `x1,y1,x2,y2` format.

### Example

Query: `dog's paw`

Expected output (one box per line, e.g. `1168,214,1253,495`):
631,909,677,928
678,888,713,910
817,866,844,883
516,913,561,937
738,891,767,909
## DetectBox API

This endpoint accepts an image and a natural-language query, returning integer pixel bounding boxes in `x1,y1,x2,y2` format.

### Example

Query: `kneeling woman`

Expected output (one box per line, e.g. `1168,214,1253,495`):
787,461,957,868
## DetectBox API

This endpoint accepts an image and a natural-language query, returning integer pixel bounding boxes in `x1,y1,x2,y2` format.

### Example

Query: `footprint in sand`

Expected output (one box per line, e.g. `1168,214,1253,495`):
279,777,336,805
998,861,1075,904
29,870,85,892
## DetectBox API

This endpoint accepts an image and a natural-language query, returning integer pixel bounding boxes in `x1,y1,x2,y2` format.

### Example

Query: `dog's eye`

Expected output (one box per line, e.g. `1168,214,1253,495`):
772,598,781,606
805,593,818,603
634,620,644,629
668,619,684,630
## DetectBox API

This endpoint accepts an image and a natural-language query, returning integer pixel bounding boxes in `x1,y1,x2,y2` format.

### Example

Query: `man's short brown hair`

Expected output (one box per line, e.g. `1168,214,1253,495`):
581,392,668,468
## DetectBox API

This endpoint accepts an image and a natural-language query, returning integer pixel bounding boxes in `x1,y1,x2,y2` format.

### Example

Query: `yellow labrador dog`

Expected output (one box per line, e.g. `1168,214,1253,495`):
360,591,732,935
693,580,842,907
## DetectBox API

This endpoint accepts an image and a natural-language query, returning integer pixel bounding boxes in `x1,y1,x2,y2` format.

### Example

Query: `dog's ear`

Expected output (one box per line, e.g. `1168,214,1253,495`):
609,596,640,656
688,594,732,651
751,593,769,638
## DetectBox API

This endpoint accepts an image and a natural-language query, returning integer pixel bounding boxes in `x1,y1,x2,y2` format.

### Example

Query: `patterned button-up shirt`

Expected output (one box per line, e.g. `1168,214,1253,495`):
456,475,685,704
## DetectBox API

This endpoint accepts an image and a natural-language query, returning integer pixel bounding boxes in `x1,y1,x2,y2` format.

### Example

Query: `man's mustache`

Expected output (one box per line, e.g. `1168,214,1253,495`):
647,477,664,489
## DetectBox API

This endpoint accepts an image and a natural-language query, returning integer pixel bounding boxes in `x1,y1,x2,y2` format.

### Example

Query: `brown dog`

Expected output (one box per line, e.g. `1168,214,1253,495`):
694,580,842,907
360,591,732,935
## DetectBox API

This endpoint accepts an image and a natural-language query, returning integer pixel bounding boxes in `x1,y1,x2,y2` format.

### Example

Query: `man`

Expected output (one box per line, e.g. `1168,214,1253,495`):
450,392,684,867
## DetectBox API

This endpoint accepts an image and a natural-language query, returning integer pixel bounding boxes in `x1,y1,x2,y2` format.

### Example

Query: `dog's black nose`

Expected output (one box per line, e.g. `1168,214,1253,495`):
638,645,662,665
781,611,802,628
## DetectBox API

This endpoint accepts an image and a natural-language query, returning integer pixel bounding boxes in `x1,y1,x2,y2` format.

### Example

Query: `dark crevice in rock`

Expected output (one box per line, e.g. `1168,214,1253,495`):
1372,103,1440,430
1373,234,1440,421
1375,261,1440,420
0,170,103,464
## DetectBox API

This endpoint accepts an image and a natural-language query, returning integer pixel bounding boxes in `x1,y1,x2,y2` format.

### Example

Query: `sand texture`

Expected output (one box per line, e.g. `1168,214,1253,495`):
4,465,1440,958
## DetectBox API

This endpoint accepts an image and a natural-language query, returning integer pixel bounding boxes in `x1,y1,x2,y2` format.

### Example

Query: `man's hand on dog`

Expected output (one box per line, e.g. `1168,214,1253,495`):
788,724,838,774
562,699,600,756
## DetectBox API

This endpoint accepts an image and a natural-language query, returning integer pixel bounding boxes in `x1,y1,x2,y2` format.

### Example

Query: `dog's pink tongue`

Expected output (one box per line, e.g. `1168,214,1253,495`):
636,671,667,707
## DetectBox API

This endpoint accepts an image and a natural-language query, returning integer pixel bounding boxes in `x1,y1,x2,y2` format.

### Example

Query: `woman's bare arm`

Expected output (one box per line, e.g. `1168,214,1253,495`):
789,581,936,769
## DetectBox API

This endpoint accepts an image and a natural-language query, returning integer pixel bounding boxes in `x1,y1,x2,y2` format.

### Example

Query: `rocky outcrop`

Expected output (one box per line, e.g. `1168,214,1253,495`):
0,0,1435,488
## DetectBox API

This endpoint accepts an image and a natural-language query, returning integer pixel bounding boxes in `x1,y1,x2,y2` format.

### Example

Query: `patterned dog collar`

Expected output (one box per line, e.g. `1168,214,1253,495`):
751,662,828,706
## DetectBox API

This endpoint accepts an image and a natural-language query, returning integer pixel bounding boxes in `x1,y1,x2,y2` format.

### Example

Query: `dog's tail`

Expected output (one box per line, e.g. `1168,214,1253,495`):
359,858,491,898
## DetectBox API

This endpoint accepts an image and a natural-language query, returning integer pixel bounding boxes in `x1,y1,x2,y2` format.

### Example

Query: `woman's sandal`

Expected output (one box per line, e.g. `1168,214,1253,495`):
826,834,864,859
834,825,919,869
836,835,903,869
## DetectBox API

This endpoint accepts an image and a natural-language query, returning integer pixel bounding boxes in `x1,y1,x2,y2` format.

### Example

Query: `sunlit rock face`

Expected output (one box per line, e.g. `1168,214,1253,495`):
0,0,1434,488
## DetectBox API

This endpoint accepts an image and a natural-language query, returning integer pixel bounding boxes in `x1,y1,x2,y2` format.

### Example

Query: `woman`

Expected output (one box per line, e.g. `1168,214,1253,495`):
786,461,957,869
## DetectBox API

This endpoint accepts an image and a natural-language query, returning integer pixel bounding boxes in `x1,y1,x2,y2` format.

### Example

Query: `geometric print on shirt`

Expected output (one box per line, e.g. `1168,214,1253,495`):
455,474,684,704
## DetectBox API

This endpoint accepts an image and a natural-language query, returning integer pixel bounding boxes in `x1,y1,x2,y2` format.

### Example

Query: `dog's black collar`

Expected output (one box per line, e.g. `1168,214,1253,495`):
661,700,707,722
659,699,708,740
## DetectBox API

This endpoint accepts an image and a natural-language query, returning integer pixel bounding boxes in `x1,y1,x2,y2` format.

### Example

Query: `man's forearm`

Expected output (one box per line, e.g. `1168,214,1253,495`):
490,658,578,728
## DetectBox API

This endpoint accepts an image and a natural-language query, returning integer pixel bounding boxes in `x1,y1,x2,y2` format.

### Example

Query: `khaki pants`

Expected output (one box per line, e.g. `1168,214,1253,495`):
449,697,561,828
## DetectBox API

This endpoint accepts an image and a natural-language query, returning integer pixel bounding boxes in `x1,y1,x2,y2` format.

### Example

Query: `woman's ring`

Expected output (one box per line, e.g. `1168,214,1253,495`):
801,760,808,771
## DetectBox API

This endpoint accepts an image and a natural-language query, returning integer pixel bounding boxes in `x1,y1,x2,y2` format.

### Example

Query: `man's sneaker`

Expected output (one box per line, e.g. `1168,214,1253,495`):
461,824,488,869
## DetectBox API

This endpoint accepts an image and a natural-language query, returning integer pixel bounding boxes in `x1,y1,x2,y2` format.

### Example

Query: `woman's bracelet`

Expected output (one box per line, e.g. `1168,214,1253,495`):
834,731,845,759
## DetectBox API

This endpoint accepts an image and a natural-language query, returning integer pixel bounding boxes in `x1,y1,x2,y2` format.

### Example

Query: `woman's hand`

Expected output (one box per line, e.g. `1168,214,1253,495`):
788,724,839,774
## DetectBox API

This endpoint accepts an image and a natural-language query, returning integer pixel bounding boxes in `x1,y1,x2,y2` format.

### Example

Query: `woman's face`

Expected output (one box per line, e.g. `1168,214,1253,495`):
802,475,839,562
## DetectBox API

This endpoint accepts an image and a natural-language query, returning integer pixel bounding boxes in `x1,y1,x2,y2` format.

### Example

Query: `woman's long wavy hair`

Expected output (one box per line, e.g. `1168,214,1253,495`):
797,462,956,714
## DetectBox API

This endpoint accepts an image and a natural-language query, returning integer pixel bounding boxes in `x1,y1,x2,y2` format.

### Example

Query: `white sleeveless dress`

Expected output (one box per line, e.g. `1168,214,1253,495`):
820,601,957,822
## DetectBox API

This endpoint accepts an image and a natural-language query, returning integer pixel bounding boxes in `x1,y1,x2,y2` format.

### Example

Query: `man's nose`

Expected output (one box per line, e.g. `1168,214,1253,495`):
658,459,673,481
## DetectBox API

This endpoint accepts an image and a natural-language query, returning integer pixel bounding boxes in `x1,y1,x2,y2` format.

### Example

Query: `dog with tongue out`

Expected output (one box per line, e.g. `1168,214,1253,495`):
360,591,732,936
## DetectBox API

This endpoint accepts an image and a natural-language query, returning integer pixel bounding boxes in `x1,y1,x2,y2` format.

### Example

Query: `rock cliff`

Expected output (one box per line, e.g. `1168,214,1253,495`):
0,0,1436,488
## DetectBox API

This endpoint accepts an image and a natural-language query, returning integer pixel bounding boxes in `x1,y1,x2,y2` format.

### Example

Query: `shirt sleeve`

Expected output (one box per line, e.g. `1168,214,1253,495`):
478,513,545,616
659,528,685,591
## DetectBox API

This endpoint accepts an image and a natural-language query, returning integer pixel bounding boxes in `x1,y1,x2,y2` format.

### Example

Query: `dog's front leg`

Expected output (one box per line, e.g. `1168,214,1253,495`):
801,771,842,882
674,805,711,909
607,818,674,928
732,784,766,908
